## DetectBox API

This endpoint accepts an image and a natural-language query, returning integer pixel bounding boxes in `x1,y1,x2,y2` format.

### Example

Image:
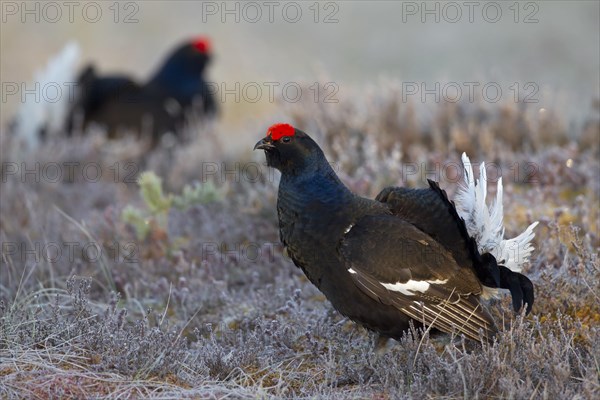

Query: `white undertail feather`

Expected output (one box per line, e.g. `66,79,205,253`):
14,42,80,149
456,153,539,298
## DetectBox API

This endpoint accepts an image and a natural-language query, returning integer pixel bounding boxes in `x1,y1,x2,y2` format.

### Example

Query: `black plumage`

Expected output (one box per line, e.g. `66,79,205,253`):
378,183,534,314
66,37,217,144
255,123,534,343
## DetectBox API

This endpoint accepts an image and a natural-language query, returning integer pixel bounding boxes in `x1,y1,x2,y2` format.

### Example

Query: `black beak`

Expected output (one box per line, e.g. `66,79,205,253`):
254,137,275,151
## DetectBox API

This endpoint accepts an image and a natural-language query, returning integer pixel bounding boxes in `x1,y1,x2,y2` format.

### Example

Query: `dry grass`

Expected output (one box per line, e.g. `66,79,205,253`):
1,86,599,398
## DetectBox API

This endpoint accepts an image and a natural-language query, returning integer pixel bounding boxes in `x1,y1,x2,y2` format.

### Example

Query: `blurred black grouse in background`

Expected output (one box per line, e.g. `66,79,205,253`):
67,37,217,145
254,123,535,343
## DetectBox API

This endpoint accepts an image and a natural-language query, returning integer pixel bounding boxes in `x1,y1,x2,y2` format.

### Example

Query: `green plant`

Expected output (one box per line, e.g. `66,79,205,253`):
173,181,222,210
120,171,172,241
121,172,222,241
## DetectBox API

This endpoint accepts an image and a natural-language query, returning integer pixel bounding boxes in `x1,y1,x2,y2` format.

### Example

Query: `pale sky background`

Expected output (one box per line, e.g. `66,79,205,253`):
2,1,599,132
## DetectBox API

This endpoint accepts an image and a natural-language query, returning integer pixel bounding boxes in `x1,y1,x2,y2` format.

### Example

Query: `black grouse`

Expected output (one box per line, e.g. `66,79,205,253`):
66,37,217,144
254,123,534,343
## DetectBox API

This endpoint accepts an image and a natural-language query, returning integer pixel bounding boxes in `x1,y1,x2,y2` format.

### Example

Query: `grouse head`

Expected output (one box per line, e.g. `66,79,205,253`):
191,37,212,55
181,36,212,67
254,123,331,176
155,36,213,81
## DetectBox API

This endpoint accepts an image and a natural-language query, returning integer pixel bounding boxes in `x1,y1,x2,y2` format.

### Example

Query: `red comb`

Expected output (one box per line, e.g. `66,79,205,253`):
267,123,295,140
192,37,211,53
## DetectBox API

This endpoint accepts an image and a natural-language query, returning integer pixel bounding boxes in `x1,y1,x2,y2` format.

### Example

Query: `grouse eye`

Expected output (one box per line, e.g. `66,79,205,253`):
282,136,291,143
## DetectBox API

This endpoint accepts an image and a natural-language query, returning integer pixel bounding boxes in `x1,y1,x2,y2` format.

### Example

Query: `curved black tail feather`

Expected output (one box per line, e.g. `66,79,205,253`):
498,265,534,315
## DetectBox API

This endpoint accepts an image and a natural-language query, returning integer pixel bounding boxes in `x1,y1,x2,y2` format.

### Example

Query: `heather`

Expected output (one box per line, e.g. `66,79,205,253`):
1,84,598,398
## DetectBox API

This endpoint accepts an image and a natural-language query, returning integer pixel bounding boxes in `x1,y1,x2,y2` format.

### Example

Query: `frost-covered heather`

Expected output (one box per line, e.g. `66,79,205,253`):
1,87,599,399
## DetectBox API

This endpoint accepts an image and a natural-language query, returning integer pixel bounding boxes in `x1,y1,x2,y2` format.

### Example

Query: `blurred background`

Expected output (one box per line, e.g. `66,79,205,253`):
2,1,599,133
